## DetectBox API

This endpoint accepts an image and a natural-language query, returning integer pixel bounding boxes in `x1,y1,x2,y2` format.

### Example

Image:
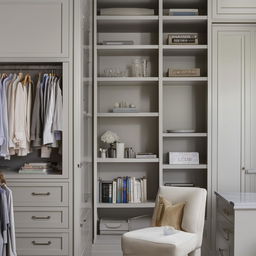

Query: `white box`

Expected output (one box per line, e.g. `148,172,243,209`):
169,152,199,165
100,219,128,235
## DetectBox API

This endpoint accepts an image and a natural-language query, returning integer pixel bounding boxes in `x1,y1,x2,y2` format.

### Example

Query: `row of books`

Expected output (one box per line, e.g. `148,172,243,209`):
168,33,199,45
99,177,147,204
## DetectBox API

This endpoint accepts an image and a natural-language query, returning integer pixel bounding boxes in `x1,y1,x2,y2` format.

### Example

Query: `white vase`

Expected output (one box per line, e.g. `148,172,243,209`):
116,143,125,158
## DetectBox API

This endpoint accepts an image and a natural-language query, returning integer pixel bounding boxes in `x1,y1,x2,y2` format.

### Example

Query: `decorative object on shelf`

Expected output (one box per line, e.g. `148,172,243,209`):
113,101,137,113
99,176,147,204
103,68,128,77
168,8,199,16
116,143,125,158
100,8,155,16
101,130,120,158
102,41,134,45
169,152,199,165
99,148,107,158
125,147,136,158
168,33,198,45
136,153,157,159
132,58,150,77
168,68,200,77
166,129,196,133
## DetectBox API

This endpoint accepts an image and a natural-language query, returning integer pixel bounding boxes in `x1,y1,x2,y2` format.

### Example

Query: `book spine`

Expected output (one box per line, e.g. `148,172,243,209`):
109,184,112,203
99,179,102,203
143,178,147,202
112,180,117,204
123,177,127,203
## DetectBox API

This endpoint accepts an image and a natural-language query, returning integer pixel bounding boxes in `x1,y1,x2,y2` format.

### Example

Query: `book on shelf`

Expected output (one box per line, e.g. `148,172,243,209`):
169,9,199,16
165,183,195,187
168,68,200,77
102,41,134,45
136,153,157,159
99,176,147,204
18,162,53,174
168,33,199,45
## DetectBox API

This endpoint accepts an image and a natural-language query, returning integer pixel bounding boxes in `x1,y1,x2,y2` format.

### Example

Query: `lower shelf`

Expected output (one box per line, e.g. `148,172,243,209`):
97,202,155,208
162,164,207,169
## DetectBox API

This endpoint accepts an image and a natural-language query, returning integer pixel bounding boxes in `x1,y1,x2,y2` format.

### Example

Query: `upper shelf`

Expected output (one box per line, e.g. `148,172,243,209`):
97,113,159,117
163,133,207,137
98,158,159,163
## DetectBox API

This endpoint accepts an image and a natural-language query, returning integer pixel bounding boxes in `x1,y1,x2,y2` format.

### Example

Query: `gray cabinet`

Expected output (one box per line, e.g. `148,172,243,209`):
212,0,256,22
0,0,70,58
212,25,253,192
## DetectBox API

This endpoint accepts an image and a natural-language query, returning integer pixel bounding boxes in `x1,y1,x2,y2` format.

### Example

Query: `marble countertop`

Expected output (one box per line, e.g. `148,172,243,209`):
215,191,256,209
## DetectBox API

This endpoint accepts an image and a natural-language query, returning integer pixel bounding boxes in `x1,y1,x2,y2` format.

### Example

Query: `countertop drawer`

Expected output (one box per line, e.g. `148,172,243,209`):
15,207,68,229
217,196,234,223
16,232,68,255
9,183,68,207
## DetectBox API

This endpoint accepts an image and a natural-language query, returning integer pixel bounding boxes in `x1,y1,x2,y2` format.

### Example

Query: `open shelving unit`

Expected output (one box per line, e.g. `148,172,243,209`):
93,0,209,242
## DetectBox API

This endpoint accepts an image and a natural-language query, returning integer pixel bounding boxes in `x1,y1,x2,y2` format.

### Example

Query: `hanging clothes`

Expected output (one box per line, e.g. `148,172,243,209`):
0,72,63,159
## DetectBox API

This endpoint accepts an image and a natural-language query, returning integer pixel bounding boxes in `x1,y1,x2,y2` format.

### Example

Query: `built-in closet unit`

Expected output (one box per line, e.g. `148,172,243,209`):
93,0,210,254
211,2,256,255
0,0,93,255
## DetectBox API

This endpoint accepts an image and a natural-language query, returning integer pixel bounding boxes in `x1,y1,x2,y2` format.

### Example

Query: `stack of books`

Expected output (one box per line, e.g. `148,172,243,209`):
18,163,52,174
136,153,157,159
169,9,199,16
99,177,147,204
168,33,199,45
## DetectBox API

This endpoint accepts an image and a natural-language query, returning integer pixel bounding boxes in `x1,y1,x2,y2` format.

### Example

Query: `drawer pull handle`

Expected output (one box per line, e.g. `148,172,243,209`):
32,192,51,196
32,216,51,220
32,241,52,246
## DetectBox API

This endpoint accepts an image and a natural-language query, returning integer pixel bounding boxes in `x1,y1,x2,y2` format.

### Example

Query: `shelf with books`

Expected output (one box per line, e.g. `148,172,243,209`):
97,202,155,208
97,158,159,163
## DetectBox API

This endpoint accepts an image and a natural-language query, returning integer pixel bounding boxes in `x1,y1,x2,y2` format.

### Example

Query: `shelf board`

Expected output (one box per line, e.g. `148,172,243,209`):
98,77,159,82
97,45,158,50
97,112,159,117
97,15,158,21
97,158,159,163
163,164,207,169
163,77,208,82
97,202,155,208
163,133,207,137
163,45,207,50
163,15,208,21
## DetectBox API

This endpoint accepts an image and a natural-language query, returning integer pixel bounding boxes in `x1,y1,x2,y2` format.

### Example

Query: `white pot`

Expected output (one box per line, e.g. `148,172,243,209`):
116,143,125,158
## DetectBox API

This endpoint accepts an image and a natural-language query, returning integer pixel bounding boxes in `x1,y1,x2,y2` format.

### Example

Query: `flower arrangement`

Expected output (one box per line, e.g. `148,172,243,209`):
101,130,120,144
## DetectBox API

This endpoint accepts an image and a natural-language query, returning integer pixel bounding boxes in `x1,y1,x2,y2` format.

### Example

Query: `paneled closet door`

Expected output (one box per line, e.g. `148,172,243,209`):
74,0,93,255
0,0,69,58
212,25,251,192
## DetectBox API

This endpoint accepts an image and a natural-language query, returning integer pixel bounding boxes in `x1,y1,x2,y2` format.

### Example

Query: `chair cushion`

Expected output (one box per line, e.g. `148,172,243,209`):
154,196,185,230
122,227,197,256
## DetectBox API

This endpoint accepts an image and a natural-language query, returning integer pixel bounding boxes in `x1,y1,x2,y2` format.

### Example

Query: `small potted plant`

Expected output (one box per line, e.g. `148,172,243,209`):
101,131,120,158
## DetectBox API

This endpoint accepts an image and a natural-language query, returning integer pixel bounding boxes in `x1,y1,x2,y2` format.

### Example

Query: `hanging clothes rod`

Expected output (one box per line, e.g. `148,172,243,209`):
0,65,62,70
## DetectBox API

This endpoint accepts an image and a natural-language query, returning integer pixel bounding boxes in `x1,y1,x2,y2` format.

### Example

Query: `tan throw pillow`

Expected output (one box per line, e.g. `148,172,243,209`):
154,196,185,230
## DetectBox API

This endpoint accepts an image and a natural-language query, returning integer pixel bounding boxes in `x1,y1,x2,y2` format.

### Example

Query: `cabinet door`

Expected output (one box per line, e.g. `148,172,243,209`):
73,0,93,255
0,0,69,58
212,0,256,22
212,25,251,192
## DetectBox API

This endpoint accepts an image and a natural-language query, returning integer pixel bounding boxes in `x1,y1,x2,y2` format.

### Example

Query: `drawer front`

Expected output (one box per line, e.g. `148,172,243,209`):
217,197,234,223
15,207,68,229
0,0,69,57
16,232,68,255
9,183,68,207
213,0,256,21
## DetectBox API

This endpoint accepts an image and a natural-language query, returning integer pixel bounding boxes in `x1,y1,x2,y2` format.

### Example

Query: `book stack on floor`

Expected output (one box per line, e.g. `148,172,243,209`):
99,177,147,204
18,162,53,174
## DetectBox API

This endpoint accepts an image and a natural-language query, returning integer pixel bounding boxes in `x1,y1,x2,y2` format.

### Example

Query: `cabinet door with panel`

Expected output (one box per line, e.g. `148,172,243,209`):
0,0,69,58
212,0,256,22
212,25,252,192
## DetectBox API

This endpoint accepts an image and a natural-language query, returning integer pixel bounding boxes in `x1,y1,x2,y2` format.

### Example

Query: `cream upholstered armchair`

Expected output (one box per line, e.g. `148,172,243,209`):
122,186,207,256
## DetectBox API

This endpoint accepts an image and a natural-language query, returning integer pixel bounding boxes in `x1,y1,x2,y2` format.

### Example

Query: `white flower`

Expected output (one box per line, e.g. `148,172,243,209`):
101,130,120,144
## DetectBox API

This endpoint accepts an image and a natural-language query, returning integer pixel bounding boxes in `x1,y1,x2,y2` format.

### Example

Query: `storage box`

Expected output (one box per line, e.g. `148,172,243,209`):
128,215,152,231
168,68,200,77
169,152,199,165
100,219,128,235
168,33,198,45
